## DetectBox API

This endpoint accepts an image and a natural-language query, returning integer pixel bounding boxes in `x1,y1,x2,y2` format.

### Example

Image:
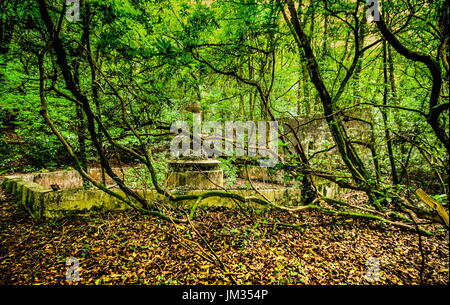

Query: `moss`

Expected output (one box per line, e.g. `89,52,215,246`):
3,176,302,219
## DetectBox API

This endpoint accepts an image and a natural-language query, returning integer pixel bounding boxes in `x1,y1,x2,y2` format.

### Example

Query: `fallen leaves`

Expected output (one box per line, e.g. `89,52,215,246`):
0,188,448,285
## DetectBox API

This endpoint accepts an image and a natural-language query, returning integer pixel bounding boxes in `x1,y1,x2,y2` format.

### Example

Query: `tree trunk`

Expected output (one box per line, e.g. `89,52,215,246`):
382,41,399,185
285,0,370,186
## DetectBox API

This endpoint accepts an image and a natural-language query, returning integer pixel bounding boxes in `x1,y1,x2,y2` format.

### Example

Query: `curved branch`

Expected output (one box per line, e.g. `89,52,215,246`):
375,16,448,150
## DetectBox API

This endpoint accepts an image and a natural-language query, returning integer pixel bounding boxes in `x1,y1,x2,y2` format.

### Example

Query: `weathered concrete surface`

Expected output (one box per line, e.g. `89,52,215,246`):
168,189,301,209
2,172,301,219
2,176,128,218
165,170,224,189
237,165,287,185
165,160,224,189
18,168,129,190
312,177,343,198
2,177,52,219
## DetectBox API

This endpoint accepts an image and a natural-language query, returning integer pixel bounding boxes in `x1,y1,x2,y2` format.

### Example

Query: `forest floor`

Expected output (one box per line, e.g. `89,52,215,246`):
0,187,448,285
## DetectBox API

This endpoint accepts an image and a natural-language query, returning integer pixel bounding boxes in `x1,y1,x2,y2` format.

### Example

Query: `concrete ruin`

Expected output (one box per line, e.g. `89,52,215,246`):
164,160,224,189
1,167,302,219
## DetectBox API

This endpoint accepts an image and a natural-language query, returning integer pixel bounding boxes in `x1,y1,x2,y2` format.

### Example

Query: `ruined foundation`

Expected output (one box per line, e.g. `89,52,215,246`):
164,160,224,189
1,167,302,219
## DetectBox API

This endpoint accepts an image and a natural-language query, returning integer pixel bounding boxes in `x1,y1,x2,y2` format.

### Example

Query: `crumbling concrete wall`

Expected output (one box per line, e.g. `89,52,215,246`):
2,177,131,218
165,170,224,189
17,167,130,190
237,165,288,185
2,170,302,219
281,113,373,172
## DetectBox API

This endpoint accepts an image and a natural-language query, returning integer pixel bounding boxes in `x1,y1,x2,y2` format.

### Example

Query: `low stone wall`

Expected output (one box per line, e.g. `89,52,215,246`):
165,170,224,189
16,167,130,190
1,171,302,219
2,177,53,219
2,177,132,218
237,166,288,185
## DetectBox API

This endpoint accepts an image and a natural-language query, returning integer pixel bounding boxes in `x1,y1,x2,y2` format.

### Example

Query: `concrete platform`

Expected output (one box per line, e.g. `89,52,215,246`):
1,169,302,219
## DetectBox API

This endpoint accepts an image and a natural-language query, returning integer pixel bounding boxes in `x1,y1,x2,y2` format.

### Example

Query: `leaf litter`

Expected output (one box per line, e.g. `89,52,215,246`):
0,188,448,285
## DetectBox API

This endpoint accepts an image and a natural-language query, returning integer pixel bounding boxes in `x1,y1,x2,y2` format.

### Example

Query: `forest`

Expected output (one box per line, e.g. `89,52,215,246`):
0,0,449,288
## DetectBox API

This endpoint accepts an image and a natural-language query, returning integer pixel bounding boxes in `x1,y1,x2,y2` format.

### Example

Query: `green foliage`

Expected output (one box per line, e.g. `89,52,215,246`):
218,158,238,187
0,0,447,201
124,154,168,189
